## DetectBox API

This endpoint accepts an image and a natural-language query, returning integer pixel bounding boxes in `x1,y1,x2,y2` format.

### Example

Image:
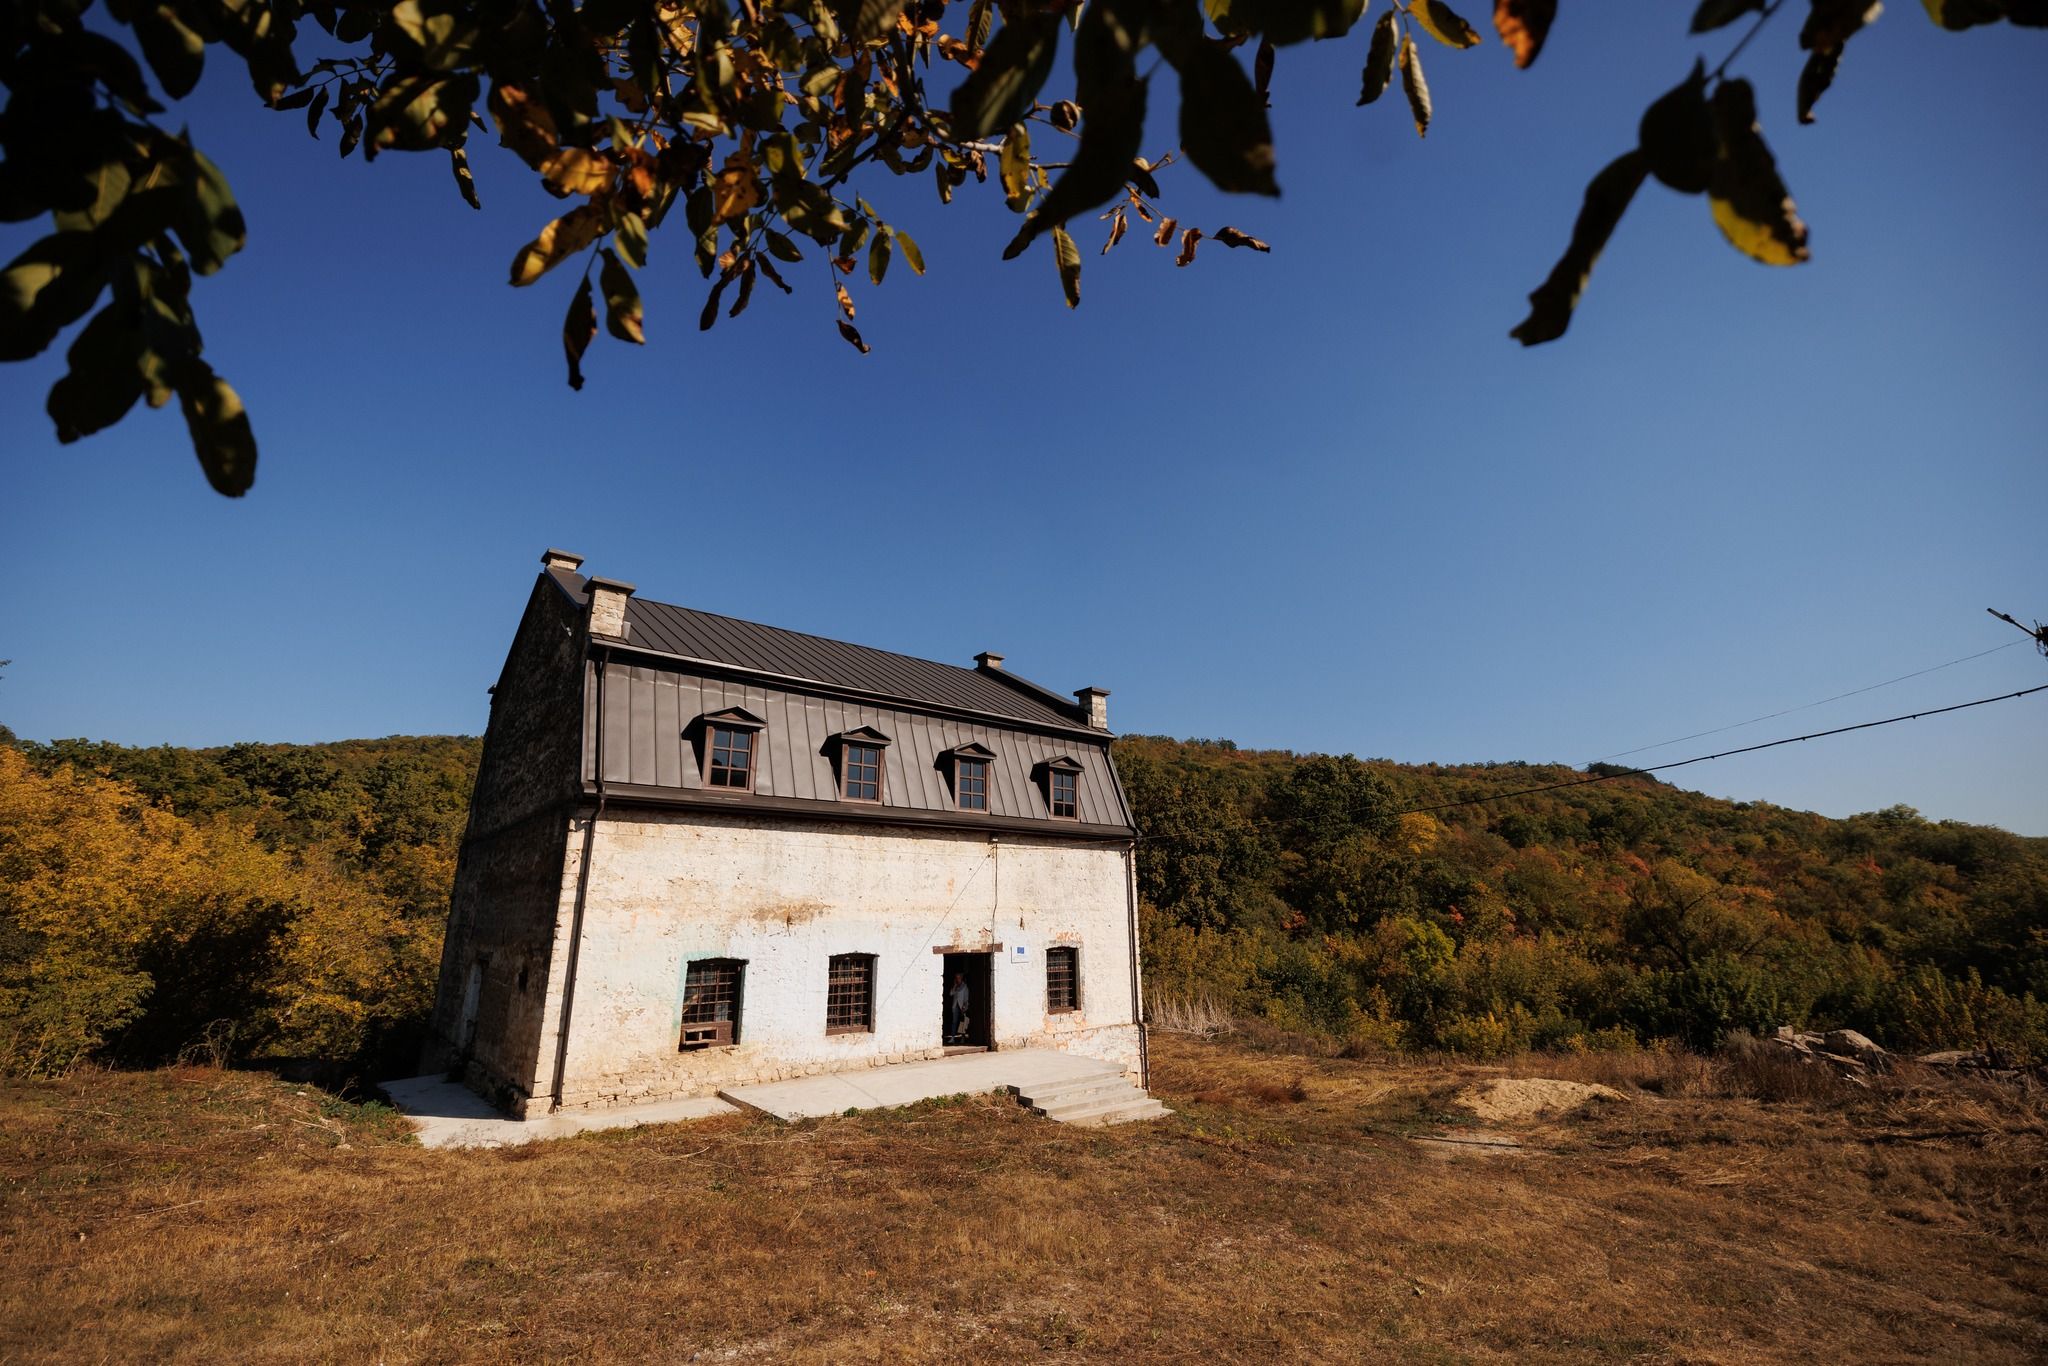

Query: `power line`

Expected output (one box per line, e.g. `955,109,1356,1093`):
1593,639,2026,762
1400,682,2048,816
1132,681,2048,842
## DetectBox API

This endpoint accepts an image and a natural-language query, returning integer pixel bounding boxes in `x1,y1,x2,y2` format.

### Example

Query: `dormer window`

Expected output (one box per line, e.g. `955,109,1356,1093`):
830,726,891,803
1037,755,1084,820
942,742,998,813
709,727,754,789
957,758,988,811
695,707,766,792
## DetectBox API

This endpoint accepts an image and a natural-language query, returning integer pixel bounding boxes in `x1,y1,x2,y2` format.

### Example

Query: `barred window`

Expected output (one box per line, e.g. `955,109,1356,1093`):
1049,768,1078,819
842,743,883,802
826,953,875,1034
708,726,754,790
1046,946,1079,1013
679,959,744,1048
957,758,989,811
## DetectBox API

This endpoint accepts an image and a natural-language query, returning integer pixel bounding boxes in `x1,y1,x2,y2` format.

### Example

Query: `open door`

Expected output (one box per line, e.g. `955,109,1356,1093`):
940,952,992,1050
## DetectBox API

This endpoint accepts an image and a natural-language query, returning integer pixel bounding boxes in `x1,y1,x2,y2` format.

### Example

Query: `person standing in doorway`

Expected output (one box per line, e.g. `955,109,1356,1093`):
948,971,970,1043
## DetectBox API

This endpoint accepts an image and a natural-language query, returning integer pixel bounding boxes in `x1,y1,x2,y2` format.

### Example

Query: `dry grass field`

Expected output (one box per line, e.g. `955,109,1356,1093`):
2,1033,2044,1363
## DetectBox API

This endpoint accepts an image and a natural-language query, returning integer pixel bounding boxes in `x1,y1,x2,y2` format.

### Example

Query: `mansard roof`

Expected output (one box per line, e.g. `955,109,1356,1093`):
549,565,1096,734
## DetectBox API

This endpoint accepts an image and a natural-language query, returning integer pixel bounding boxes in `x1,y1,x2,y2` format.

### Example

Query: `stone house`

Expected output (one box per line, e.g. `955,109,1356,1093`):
424,550,1146,1114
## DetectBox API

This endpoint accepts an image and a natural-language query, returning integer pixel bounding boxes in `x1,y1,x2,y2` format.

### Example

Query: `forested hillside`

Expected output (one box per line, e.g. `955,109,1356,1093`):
2,731,2042,1080
0,736,479,1079
1122,737,2048,1062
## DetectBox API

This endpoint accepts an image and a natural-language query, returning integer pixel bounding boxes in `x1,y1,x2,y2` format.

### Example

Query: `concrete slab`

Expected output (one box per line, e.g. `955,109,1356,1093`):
380,1075,739,1150
720,1048,1126,1121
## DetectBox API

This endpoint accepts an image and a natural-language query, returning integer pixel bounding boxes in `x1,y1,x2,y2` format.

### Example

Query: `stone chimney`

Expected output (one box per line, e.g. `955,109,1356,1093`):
1075,687,1110,730
586,575,635,639
974,651,1005,671
541,547,584,573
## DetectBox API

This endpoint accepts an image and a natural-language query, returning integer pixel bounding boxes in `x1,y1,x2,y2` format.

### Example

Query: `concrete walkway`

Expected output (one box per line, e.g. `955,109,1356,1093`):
382,1049,1141,1148
381,1074,737,1150
720,1049,1128,1121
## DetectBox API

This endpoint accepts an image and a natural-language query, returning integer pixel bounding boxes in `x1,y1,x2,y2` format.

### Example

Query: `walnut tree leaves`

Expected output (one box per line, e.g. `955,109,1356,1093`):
1513,67,1810,344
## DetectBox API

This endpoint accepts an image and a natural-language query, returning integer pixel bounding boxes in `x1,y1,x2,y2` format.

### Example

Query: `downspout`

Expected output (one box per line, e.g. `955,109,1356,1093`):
1125,839,1148,1089
549,644,608,1112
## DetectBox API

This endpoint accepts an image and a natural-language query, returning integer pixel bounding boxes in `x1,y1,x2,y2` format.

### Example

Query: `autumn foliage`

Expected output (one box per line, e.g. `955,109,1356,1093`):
0,738,465,1078
4,0,2040,492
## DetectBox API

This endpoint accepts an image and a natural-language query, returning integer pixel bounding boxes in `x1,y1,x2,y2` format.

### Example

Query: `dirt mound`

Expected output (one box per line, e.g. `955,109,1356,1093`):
1459,1078,1622,1124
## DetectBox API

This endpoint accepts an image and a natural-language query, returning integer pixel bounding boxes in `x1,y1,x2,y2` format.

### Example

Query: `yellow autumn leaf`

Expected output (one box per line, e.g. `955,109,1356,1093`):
1413,0,1482,48
539,148,612,197
710,166,762,224
508,203,605,286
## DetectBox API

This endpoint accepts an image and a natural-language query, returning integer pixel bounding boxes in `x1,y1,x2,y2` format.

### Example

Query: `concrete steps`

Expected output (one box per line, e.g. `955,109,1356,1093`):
1009,1067,1171,1127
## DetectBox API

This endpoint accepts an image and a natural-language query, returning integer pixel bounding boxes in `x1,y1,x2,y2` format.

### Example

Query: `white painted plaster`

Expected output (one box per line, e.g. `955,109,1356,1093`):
529,808,1141,1109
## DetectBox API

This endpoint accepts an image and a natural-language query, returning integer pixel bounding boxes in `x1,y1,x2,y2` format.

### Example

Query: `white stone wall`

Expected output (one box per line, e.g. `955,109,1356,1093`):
531,807,1141,1109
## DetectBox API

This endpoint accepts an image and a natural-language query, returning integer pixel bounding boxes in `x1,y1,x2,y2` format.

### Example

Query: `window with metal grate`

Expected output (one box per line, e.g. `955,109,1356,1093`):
826,953,875,1034
1046,945,1079,1013
680,958,745,1047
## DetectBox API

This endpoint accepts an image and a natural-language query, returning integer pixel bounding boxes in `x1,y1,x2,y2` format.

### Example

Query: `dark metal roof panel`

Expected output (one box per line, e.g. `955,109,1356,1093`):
588,661,1133,835
621,597,1087,730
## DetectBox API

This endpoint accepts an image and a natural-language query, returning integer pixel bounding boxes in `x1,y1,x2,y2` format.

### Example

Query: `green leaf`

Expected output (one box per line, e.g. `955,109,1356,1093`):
1000,123,1034,212
0,233,112,362
1256,0,1369,45
837,318,871,352
967,0,995,51
171,359,257,495
1707,79,1809,266
365,73,479,159
1357,11,1399,103
1637,61,1714,195
598,248,643,343
1690,0,1766,31
1412,0,1482,47
167,142,247,275
1001,74,1149,258
390,0,480,71
563,274,597,387
894,227,926,274
618,211,650,268
1051,223,1081,307
856,0,910,41
1171,42,1279,195
765,229,805,263
133,5,206,99
946,12,1062,141
1510,149,1648,346
45,301,146,443
868,228,892,284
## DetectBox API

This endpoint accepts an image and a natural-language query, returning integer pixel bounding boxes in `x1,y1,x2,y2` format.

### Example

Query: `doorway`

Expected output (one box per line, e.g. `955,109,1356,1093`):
941,952,992,1050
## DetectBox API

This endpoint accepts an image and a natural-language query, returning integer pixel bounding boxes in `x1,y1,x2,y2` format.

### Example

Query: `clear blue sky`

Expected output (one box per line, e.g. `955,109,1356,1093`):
4,8,2044,834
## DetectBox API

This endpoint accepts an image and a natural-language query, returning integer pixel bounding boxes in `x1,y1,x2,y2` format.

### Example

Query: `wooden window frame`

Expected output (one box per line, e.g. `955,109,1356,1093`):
840,741,885,804
679,958,745,1049
1048,767,1079,820
825,952,876,1035
706,723,758,792
956,757,989,812
1046,945,1080,1014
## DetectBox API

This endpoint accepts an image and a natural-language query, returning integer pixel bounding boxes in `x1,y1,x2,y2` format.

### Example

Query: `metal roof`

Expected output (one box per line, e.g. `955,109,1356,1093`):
611,593,1092,732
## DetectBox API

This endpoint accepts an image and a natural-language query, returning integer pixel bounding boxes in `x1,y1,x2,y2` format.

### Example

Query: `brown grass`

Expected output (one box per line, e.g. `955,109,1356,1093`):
2,1038,2044,1363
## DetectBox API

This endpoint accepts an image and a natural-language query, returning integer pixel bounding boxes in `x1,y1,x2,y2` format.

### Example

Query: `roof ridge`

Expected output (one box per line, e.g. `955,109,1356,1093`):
635,595,1011,684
